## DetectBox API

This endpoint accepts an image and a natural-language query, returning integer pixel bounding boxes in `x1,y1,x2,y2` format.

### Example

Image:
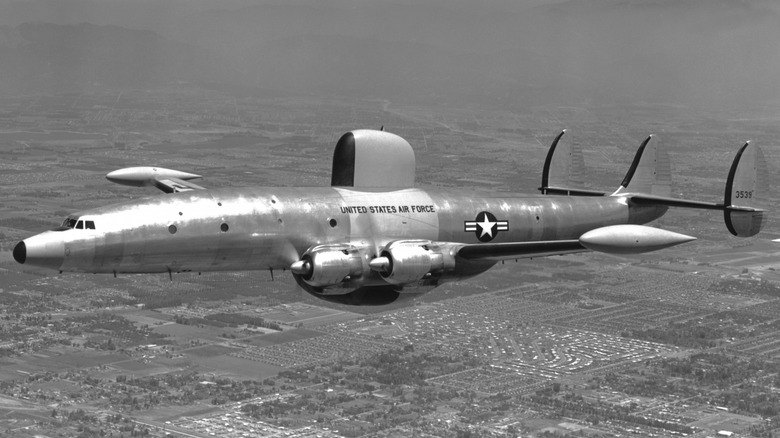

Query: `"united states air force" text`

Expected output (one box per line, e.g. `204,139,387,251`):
340,205,436,214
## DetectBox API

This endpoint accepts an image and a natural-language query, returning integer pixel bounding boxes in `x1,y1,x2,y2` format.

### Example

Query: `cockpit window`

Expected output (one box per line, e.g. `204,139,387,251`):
57,217,96,231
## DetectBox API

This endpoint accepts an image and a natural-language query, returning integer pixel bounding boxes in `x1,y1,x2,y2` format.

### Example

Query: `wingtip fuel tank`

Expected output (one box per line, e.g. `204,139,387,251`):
106,167,202,187
579,224,696,254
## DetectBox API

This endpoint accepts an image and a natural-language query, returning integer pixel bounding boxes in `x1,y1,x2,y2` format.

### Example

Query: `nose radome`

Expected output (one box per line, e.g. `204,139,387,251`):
14,234,65,271
13,241,25,264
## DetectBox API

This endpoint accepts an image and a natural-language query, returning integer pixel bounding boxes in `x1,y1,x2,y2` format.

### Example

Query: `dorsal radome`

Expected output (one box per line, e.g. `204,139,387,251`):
331,129,415,189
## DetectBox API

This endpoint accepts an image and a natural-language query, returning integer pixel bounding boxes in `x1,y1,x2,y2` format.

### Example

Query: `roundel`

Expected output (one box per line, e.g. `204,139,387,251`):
464,211,509,242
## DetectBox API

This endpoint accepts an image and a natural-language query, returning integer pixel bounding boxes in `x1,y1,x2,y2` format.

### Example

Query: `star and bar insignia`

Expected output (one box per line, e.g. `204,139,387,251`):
464,211,509,242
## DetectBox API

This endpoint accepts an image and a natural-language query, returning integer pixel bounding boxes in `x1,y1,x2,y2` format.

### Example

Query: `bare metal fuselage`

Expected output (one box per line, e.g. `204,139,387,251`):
14,128,766,306
40,186,664,281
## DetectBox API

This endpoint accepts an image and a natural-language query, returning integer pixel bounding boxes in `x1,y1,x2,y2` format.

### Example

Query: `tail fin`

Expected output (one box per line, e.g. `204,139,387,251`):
540,133,766,237
723,141,768,237
622,140,767,238
613,135,671,197
539,130,604,196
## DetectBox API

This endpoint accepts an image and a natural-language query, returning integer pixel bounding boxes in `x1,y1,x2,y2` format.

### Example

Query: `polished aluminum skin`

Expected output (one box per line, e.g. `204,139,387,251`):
17,187,663,274
14,129,765,305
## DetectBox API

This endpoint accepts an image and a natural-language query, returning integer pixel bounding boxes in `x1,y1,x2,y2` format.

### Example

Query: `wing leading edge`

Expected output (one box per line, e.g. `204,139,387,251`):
456,240,586,261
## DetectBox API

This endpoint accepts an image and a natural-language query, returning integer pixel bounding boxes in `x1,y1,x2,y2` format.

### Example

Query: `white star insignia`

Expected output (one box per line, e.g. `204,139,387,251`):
464,212,509,242
477,213,496,238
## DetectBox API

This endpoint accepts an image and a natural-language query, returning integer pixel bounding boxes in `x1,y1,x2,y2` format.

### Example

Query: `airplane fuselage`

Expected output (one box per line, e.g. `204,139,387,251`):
19,186,666,279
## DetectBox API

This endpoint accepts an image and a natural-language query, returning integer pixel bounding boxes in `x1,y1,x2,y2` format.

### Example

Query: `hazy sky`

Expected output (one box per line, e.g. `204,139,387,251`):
1,0,779,109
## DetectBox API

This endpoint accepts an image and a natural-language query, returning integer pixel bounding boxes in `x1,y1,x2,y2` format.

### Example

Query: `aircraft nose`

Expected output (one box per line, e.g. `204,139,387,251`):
13,233,65,270
13,241,25,264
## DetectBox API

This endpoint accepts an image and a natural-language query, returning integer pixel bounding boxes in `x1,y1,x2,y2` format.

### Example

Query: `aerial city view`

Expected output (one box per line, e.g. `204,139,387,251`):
1,0,780,437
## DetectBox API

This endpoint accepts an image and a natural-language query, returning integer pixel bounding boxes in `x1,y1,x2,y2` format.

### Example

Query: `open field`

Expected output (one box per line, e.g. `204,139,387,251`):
194,354,285,380
25,350,127,369
244,329,327,348
257,303,360,326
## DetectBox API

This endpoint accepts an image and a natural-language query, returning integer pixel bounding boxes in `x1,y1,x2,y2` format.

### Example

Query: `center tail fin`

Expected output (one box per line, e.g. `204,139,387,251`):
612,135,671,197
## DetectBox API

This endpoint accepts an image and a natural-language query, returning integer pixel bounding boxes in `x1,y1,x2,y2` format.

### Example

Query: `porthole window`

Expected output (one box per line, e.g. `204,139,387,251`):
328,218,338,228
220,223,229,232
168,225,177,234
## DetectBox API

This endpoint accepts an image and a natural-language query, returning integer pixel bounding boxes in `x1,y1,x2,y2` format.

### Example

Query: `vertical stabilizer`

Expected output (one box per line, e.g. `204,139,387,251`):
539,130,599,196
615,135,671,197
541,130,585,189
724,141,768,237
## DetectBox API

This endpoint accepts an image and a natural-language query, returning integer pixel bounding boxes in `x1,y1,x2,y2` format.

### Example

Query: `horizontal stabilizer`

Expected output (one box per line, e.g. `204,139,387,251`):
540,187,606,197
627,194,722,210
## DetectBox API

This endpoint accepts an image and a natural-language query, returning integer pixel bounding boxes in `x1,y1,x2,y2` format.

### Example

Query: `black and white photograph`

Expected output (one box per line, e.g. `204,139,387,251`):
0,0,779,436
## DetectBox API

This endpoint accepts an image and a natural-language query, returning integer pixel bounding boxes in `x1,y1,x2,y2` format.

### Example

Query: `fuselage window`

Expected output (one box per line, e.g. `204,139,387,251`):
85,221,95,230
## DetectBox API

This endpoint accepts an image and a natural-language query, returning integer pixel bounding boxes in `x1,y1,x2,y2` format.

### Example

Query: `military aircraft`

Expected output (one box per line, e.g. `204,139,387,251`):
13,129,766,305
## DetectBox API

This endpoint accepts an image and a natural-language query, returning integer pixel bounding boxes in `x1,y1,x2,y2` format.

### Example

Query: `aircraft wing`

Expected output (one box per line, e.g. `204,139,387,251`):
106,167,206,193
455,224,697,261
456,240,586,261
151,177,206,193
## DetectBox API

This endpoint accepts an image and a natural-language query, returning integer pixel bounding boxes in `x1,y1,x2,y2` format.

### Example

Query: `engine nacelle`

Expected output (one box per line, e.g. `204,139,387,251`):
290,244,364,288
370,240,455,286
